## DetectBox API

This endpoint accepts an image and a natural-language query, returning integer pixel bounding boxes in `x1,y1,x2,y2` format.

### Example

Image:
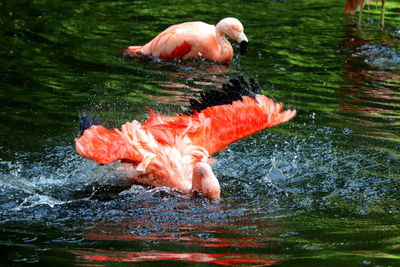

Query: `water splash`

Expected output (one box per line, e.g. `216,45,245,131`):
354,44,400,69
0,126,398,267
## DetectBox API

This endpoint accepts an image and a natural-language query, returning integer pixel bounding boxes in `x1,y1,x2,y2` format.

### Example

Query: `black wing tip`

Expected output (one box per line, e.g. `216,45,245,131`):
79,115,102,135
185,75,261,115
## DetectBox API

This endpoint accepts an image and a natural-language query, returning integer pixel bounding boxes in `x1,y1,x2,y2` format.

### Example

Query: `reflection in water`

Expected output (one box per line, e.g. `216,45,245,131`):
337,27,400,134
126,59,232,105
79,184,279,266
74,249,278,266
85,219,268,248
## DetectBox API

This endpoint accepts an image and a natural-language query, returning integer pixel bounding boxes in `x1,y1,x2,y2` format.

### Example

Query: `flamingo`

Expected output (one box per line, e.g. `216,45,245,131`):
75,77,296,199
124,17,248,63
345,0,386,27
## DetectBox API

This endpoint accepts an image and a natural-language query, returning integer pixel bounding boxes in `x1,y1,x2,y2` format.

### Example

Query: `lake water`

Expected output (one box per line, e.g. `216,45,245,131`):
1,0,399,265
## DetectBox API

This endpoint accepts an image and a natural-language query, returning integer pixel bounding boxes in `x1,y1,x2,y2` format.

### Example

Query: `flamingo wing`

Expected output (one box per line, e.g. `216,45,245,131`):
76,77,296,165
190,95,296,156
76,125,136,165
141,77,296,156
143,23,199,59
75,120,156,166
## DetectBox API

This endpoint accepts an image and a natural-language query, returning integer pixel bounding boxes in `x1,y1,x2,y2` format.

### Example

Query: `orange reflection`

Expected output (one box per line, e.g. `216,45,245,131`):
80,213,279,266
86,230,265,248
79,202,284,265
74,249,278,266
84,218,269,248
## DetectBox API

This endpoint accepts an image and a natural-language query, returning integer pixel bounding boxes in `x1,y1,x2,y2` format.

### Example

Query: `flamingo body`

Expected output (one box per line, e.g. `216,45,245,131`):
75,78,296,199
125,18,248,62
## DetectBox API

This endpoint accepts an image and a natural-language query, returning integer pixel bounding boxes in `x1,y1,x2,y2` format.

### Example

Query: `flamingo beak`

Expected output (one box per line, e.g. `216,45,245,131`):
240,41,248,55
237,32,248,55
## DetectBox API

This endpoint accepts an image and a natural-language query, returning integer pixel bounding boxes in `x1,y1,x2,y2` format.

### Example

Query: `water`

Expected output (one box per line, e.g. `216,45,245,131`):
1,0,399,265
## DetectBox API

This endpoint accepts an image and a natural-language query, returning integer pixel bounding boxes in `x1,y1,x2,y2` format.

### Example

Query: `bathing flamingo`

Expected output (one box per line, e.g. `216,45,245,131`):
123,17,248,63
75,77,296,199
345,0,386,27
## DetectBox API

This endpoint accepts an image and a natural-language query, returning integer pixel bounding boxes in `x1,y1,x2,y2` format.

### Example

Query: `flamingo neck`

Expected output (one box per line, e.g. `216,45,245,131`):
192,162,221,199
215,29,233,62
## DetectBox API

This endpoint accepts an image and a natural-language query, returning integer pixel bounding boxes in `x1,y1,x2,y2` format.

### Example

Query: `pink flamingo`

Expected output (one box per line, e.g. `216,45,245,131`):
124,18,248,63
75,77,296,199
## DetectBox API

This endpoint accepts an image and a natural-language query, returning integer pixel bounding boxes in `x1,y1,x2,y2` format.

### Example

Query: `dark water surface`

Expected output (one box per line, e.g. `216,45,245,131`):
1,0,400,265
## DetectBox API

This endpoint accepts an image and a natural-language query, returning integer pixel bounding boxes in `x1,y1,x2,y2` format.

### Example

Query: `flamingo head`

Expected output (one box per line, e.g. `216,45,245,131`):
216,17,248,55
192,162,221,200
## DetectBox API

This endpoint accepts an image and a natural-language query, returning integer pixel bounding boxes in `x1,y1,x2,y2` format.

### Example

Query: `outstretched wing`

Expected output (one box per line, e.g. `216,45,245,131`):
142,77,296,156
76,77,296,165
190,94,296,155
